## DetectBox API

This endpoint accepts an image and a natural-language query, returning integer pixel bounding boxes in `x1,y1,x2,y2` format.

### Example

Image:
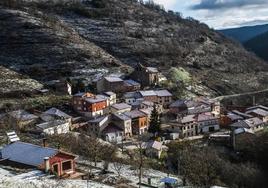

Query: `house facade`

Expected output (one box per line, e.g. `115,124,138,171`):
36,120,70,135
124,110,149,135
178,115,199,138
112,113,132,138
197,113,220,133
131,63,159,87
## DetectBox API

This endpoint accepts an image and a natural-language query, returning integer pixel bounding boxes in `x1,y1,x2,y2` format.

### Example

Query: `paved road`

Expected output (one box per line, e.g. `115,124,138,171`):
214,88,268,101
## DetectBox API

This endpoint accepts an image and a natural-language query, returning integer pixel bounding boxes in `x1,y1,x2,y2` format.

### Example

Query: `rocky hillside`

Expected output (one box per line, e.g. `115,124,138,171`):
0,0,268,96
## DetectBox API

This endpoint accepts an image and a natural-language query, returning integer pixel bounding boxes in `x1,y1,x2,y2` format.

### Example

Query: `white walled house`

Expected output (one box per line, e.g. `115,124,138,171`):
112,113,132,138
197,113,220,133
36,120,70,135
101,124,124,143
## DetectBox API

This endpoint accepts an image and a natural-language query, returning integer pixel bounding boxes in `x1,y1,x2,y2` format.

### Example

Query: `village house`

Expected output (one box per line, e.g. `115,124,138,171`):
40,108,72,123
112,113,132,138
72,92,108,118
97,76,124,93
103,91,117,106
169,100,207,116
85,115,110,137
131,63,160,87
124,110,149,135
123,79,141,92
197,112,220,133
0,141,76,177
7,110,39,131
102,123,124,143
220,112,244,127
72,92,95,112
178,115,199,138
139,90,158,103
230,117,265,133
144,140,163,159
123,91,142,105
155,90,173,107
36,120,70,135
111,103,132,114
246,108,268,123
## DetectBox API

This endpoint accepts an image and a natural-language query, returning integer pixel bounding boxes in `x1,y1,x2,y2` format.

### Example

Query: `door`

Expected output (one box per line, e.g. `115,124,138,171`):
53,164,59,176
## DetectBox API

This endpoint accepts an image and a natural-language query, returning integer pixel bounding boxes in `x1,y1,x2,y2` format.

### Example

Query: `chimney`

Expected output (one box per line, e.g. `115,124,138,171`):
42,138,47,147
44,157,50,173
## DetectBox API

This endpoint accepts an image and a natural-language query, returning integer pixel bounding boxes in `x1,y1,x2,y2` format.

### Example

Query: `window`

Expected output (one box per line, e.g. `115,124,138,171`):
62,161,72,171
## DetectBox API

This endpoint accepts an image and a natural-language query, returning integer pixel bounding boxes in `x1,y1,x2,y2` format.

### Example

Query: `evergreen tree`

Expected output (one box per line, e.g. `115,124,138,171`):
148,105,161,135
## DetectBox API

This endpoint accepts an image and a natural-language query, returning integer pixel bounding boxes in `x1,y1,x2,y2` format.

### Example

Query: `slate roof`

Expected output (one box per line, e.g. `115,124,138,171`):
112,103,131,110
84,97,106,104
155,90,172,97
36,120,68,130
246,105,268,111
180,115,196,124
227,113,244,121
124,110,147,119
197,113,217,122
231,117,263,129
123,91,140,99
113,113,131,121
102,124,123,134
231,110,253,119
88,115,109,124
0,142,58,167
246,109,268,117
124,79,141,86
104,91,116,97
42,108,71,119
139,90,156,97
104,77,123,82
8,110,38,121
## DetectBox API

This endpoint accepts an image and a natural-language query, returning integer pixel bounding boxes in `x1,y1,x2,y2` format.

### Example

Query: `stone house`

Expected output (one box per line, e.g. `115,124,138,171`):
130,63,159,87
155,90,173,108
103,91,117,106
178,115,199,138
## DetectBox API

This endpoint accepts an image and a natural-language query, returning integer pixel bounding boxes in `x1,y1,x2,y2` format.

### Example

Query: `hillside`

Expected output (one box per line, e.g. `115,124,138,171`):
245,31,268,62
0,0,268,97
219,24,268,43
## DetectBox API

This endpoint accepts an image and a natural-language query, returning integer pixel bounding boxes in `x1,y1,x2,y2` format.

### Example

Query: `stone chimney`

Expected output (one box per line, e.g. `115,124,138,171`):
42,138,47,147
44,157,50,173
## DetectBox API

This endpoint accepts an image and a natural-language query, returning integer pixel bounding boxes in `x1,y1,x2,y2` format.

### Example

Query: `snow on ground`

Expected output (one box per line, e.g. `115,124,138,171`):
0,167,112,188
77,159,182,187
